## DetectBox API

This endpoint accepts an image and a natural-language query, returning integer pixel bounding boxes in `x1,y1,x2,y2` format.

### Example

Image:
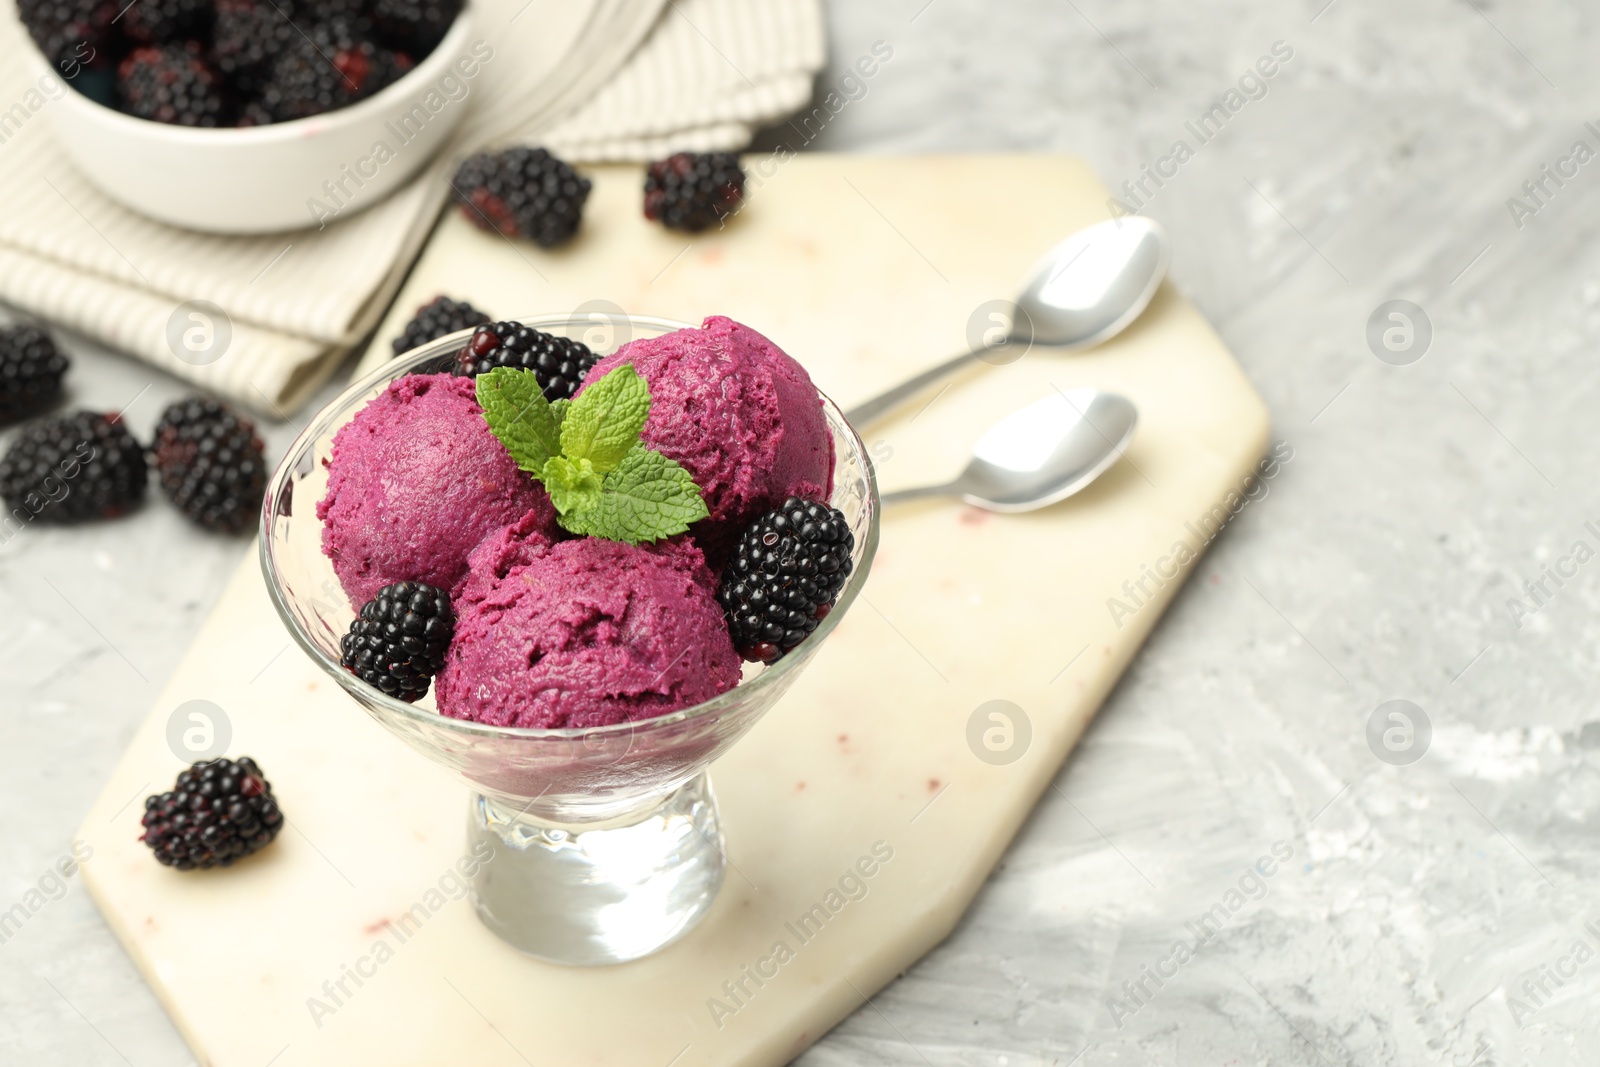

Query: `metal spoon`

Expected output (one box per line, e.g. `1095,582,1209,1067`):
845,217,1169,427
879,388,1138,513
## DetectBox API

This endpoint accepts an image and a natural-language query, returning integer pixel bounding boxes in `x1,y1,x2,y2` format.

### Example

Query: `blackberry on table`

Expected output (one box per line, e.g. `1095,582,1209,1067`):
392,295,491,356
340,581,454,702
372,0,461,55
141,757,284,870
258,23,411,122
120,0,211,43
0,325,69,425
451,321,597,402
643,152,745,232
0,410,146,522
451,147,591,248
117,44,228,127
717,497,854,663
150,396,267,534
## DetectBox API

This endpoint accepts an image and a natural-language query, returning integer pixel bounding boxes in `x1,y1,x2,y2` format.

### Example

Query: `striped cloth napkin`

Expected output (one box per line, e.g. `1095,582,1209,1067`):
0,0,823,416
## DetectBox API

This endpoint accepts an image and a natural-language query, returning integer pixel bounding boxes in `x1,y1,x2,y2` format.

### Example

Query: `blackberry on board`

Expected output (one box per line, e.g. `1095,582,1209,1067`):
141,757,284,870
643,152,746,232
0,410,146,522
451,321,597,402
340,581,455,702
117,44,228,127
0,325,69,424
391,295,491,356
120,0,211,44
717,497,854,663
451,147,592,248
151,396,267,534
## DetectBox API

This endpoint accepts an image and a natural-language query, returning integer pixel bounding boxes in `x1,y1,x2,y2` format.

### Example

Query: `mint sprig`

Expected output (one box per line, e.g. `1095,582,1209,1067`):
560,442,709,541
476,366,561,471
477,364,709,543
541,455,604,515
558,362,650,473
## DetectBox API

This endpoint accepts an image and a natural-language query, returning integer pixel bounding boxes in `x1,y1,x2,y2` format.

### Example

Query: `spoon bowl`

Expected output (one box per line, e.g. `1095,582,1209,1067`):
1018,217,1170,347
880,389,1138,513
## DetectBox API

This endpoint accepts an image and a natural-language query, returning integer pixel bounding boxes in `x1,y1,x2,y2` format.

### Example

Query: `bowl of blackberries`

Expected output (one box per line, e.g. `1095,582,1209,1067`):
16,0,478,234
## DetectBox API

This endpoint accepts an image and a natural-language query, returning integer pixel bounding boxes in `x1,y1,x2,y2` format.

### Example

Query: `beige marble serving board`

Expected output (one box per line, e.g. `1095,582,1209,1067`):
77,156,1269,1066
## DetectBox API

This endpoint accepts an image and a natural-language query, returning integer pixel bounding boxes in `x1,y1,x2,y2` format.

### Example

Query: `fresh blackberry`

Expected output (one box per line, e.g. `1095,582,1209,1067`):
0,326,69,424
150,396,267,534
717,497,854,663
235,100,275,127
16,0,114,75
451,147,591,248
392,295,491,356
291,0,363,26
0,410,146,522
340,581,455,702
644,152,746,232
213,0,298,98
141,757,284,870
451,321,597,402
313,18,415,94
120,0,211,43
256,36,345,122
372,0,461,55
117,44,228,127
258,23,412,122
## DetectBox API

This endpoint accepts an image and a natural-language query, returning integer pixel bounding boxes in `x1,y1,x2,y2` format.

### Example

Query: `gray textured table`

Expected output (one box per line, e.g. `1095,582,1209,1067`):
5,1,1597,1063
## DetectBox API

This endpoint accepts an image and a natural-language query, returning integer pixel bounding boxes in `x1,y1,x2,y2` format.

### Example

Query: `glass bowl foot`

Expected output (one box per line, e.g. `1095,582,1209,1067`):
467,773,726,965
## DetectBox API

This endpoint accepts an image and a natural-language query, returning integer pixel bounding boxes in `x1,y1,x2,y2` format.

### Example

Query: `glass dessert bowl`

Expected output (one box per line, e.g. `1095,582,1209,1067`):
260,314,879,965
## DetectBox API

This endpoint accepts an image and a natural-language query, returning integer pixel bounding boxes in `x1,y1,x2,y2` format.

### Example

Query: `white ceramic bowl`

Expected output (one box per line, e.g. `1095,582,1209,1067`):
25,10,479,234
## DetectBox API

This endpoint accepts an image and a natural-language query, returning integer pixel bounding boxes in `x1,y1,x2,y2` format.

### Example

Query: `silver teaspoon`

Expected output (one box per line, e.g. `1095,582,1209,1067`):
845,217,1169,428
879,388,1138,513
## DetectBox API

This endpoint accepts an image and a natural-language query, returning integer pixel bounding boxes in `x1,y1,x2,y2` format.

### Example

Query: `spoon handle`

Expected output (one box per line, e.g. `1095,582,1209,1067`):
843,345,989,427
877,482,960,509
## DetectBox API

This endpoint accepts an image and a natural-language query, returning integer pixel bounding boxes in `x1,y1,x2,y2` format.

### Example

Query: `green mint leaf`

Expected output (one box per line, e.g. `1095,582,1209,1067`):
542,456,604,519
559,363,651,474
477,368,561,473
563,443,709,543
